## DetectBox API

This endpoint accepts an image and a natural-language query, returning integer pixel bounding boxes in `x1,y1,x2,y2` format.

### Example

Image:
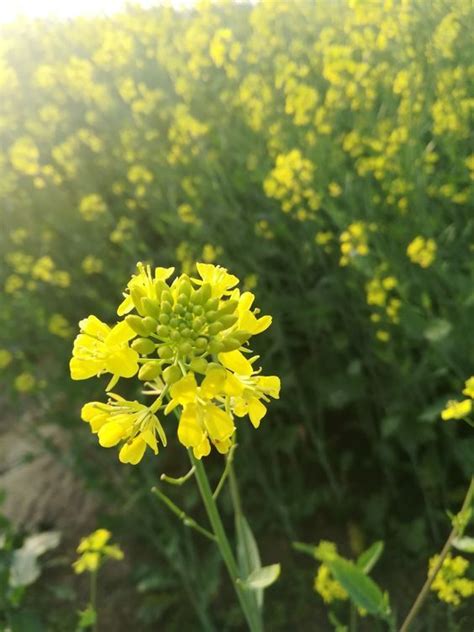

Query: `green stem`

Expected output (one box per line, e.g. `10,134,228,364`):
161,466,195,486
151,486,216,542
399,476,474,632
213,443,237,500
190,452,262,632
90,570,98,632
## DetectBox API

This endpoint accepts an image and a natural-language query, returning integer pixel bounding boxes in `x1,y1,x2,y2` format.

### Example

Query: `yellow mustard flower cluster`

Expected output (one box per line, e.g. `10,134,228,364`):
314,563,348,604
406,236,437,268
263,150,320,220
441,376,474,421
73,529,124,575
339,222,375,267
429,554,474,606
70,263,280,464
366,273,400,342
4,253,70,295
79,194,108,222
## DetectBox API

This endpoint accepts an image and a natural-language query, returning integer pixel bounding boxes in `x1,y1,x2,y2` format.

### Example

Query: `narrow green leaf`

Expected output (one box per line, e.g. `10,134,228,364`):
236,513,263,609
328,557,389,617
356,541,384,574
243,564,281,591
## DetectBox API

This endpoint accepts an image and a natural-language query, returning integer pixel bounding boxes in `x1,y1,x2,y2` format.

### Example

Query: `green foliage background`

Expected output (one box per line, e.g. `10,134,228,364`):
0,0,473,629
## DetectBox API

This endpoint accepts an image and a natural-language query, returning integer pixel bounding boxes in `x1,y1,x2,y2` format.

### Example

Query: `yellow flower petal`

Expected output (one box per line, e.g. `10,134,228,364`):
169,373,198,404
98,422,127,447
248,397,266,428
105,348,139,378
218,350,253,375
204,404,235,442
119,436,147,464
177,403,205,448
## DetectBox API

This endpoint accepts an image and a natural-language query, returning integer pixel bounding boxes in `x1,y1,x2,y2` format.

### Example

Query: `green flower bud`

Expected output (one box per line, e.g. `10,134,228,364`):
208,340,224,354
159,313,170,325
161,301,172,314
230,330,251,344
163,365,182,385
192,316,206,331
191,283,212,305
207,321,224,335
220,336,242,352
170,330,181,341
179,341,193,356
219,314,238,329
142,297,161,320
206,310,218,323
138,361,162,381
178,277,192,298
142,317,158,334
131,286,146,315
192,305,204,316
175,304,185,315
157,325,170,338
205,297,219,312
195,337,208,350
131,337,156,355
181,328,192,339
125,315,151,337
217,300,238,316
161,290,173,305
189,357,208,374
158,345,174,359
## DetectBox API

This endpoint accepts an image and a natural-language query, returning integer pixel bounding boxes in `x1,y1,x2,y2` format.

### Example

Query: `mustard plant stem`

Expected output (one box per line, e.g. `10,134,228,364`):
151,486,216,542
90,569,98,632
189,452,263,632
399,476,474,632
213,443,237,500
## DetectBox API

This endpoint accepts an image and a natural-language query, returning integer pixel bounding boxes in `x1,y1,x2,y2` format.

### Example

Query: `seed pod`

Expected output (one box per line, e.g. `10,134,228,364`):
142,297,161,320
138,361,162,381
131,337,156,355
125,315,151,337
163,365,182,385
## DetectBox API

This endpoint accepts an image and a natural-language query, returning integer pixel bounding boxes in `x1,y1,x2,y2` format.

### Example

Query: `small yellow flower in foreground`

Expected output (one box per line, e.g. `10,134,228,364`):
441,399,472,421
429,554,474,606
71,262,280,464
314,563,348,604
73,528,124,574
406,236,437,268
462,376,474,399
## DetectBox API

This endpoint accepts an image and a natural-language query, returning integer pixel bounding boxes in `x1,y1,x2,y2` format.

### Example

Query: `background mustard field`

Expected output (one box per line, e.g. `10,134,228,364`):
1,0,474,629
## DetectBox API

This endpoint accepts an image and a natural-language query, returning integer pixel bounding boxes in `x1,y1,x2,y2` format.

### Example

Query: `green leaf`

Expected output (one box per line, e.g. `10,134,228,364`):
77,605,97,629
235,514,263,609
328,557,389,617
356,541,384,574
242,564,281,591
452,536,474,553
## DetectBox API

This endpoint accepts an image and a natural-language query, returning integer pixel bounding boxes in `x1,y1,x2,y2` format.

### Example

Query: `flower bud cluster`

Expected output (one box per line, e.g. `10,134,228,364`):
70,262,280,464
